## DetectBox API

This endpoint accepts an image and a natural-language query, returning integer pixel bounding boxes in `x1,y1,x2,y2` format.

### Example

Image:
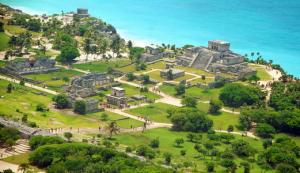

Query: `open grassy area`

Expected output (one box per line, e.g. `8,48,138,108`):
1,152,43,171
114,127,273,172
24,68,84,86
124,103,178,123
208,111,242,132
249,64,272,81
197,102,210,112
146,70,195,83
73,59,132,73
189,77,214,85
0,60,7,68
12,58,27,61
1,19,42,37
0,32,10,51
175,66,216,77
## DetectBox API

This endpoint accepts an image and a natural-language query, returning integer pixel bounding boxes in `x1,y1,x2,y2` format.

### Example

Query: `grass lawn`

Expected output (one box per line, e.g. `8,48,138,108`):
0,80,111,130
175,66,216,77
197,102,210,112
120,77,155,88
2,152,43,171
12,58,26,61
146,70,195,83
73,59,132,73
249,64,272,81
185,87,222,101
0,60,7,68
1,19,42,37
208,111,242,132
0,32,10,51
24,68,84,86
124,103,178,123
189,77,214,85
114,127,272,172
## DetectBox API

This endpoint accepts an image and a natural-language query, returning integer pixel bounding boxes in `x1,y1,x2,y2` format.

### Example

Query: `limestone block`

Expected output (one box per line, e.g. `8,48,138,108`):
179,79,186,85
51,77,60,80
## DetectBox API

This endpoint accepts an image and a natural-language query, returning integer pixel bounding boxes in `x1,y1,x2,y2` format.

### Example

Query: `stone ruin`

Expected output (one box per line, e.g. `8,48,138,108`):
105,87,127,105
160,68,185,79
73,8,90,18
176,40,257,78
67,94,103,113
0,57,61,76
61,72,114,98
131,94,147,101
140,46,176,63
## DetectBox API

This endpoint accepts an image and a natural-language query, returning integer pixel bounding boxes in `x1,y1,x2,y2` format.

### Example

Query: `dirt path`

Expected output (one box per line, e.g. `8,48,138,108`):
215,130,262,139
4,30,13,36
220,108,240,114
0,75,57,95
55,65,90,74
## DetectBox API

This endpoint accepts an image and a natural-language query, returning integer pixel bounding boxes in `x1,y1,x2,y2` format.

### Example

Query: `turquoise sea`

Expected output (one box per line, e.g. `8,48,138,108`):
2,0,300,77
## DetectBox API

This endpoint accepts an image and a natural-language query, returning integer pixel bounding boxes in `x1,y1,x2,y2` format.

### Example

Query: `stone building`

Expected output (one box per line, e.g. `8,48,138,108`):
67,94,102,113
73,8,90,18
131,94,147,101
160,68,185,79
0,57,61,76
140,45,163,63
176,40,257,77
62,72,114,98
105,87,127,105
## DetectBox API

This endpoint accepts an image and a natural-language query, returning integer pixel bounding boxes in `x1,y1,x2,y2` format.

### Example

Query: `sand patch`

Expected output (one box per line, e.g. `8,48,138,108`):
82,117,99,122
31,111,36,115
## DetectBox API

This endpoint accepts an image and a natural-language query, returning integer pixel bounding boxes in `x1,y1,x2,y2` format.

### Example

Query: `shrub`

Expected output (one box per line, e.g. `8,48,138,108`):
82,139,88,143
19,80,25,86
135,65,141,71
180,150,186,156
97,134,102,138
175,84,185,95
181,97,197,107
101,112,108,120
22,114,28,123
125,147,132,153
140,63,147,70
7,83,12,93
149,137,159,148
36,103,46,111
209,99,223,113
127,72,135,81
74,100,87,114
16,109,19,112
257,123,276,138
28,122,37,127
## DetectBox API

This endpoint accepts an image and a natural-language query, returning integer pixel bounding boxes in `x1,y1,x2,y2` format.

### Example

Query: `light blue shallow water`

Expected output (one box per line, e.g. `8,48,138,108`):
2,0,300,76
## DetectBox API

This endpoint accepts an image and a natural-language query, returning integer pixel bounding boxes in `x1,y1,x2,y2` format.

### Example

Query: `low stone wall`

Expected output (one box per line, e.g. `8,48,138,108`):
110,69,124,77
111,117,129,121
162,82,177,86
117,61,135,68
97,83,122,91
0,118,54,139
0,67,41,84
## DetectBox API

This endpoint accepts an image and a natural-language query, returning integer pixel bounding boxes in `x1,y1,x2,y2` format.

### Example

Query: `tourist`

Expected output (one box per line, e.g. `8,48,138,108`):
232,109,234,113
131,125,132,129
70,126,72,131
99,127,101,131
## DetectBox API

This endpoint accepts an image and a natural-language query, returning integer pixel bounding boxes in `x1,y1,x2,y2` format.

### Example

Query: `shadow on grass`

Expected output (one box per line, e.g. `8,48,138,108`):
210,112,222,116
235,124,245,131
172,145,184,148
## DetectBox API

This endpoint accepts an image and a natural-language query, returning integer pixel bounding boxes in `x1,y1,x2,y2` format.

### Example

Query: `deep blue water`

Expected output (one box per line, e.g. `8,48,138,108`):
2,0,300,76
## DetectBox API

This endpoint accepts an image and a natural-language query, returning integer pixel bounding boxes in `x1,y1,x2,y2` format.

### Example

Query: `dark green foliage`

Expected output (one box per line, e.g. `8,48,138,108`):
64,132,73,141
140,74,150,83
186,133,196,141
0,169,14,173
221,152,235,160
215,78,228,88
257,123,276,138
167,69,173,80
219,83,266,105
175,84,185,95
36,103,46,111
182,44,194,49
180,150,186,156
149,137,159,148
136,144,156,159
19,80,25,86
231,140,250,156
22,114,28,123
220,159,236,168
74,100,87,114
170,108,213,132
29,135,64,150
79,25,87,36
220,133,235,143
181,97,197,107
53,94,68,108
7,83,12,93
56,46,80,62
28,121,37,127
26,19,41,32
140,63,147,70
209,99,223,113
174,138,184,146
129,47,145,59
125,147,132,153
247,74,261,83
60,34,73,43
206,162,215,172
135,65,141,71
98,92,105,97
127,72,135,81
227,125,234,132
82,139,88,143
163,152,172,164
276,164,297,173
263,139,273,149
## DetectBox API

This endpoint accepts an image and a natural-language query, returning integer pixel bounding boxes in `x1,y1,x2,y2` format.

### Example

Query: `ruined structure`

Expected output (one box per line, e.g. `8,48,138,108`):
105,87,127,105
0,57,61,76
140,45,163,63
67,94,102,113
176,40,257,77
131,94,147,101
73,8,90,18
62,72,114,98
160,68,185,79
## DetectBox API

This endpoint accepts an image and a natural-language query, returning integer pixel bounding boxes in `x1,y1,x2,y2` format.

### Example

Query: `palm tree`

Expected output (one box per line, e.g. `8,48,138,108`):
105,121,120,139
251,52,254,62
91,45,97,59
6,49,13,60
100,39,108,59
18,163,30,173
167,44,170,49
40,45,46,55
127,40,132,50
257,52,260,57
83,38,91,60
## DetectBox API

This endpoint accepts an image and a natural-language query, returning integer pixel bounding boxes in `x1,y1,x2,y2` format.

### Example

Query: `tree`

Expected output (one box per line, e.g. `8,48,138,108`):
79,25,87,36
7,83,12,93
167,44,170,49
232,140,250,156
83,39,91,60
56,46,80,62
99,39,108,59
18,163,30,173
251,52,254,61
227,125,234,132
140,63,147,70
261,164,272,173
194,144,200,157
167,69,173,80
127,40,132,50
263,139,272,149
98,92,105,97
180,149,187,156
248,74,261,83
175,84,185,95
181,97,197,107
107,66,113,73
163,152,172,164
203,142,214,155
257,123,276,138
62,76,70,84
105,121,120,139
64,132,73,141
149,137,159,148
147,99,154,107
127,72,135,81
135,65,141,71
54,94,68,108
276,164,297,173
201,75,206,80
220,133,235,143
246,146,258,160
174,138,184,147
198,148,207,159
240,162,250,173
101,112,108,120
206,162,215,172
186,133,196,141
5,138,16,149
140,74,150,83
209,99,223,113
125,147,132,153
74,100,87,114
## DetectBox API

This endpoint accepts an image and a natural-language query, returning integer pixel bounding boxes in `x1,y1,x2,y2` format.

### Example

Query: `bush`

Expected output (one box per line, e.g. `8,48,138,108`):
180,150,186,156
74,100,87,114
22,114,28,123
82,139,88,143
141,63,147,70
227,125,234,132
97,134,102,138
101,112,108,120
209,99,223,113
149,137,159,148
16,109,19,112
175,84,185,95
181,97,197,107
7,83,12,93
19,80,25,86
28,122,37,127
257,123,276,138
125,147,132,153
36,103,46,111
135,65,141,71
127,72,135,81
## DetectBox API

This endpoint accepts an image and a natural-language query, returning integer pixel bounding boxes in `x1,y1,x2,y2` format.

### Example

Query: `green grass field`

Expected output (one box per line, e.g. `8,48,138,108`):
1,19,42,37
0,60,7,68
146,70,195,83
124,103,178,123
0,32,10,51
2,152,43,171
114,127,274,172
24,68,84,86
208,111,242,132
73,59,132,73
249,64,272,81
189,77,214,85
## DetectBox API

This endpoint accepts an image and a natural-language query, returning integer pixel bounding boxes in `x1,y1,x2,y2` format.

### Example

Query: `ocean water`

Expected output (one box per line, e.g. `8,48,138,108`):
2,0,300,77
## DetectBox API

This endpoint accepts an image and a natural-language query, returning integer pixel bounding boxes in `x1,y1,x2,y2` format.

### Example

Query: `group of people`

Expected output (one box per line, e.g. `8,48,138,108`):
151,86,161,94
49,127,63,133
